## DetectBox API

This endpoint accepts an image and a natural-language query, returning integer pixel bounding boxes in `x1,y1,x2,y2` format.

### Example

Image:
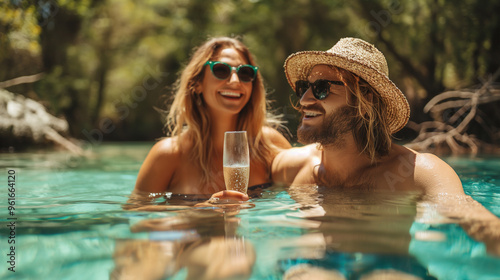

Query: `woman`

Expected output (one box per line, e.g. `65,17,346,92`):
133,37,291,195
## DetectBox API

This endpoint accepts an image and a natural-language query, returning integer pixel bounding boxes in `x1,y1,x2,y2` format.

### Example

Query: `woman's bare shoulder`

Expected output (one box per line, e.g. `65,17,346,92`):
149,134,192,158
134,135,192,193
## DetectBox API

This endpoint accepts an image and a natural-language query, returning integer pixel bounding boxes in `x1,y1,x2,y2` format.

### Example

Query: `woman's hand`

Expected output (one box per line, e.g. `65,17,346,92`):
194,191,251,214
209,190,249,202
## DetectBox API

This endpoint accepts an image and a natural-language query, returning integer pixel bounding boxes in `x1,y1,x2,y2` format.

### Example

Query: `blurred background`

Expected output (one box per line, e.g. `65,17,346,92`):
1,0,499,150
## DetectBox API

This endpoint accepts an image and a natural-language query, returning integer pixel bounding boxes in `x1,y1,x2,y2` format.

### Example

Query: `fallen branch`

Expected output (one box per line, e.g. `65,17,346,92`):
406,69,500,155
0,73,45,89
44,127,84,156
1,88,84,154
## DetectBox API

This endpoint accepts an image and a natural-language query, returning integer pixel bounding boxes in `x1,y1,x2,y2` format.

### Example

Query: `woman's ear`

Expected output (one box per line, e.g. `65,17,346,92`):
194,81,203,95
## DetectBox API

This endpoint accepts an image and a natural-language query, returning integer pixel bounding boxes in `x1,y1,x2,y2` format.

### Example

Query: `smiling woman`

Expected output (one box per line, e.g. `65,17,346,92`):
132,37,291,197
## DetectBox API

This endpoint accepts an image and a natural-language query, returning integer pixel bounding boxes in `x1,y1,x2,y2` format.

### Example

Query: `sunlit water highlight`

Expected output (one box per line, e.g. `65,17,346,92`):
0,143,499,280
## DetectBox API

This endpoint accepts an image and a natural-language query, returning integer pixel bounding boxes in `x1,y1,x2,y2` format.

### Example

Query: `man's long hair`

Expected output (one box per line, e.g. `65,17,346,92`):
165,37,284,187
336,67,392,162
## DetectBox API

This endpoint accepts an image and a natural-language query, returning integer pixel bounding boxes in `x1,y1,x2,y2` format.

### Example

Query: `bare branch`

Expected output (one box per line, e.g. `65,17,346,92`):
407,68,500,155
0,73,45,89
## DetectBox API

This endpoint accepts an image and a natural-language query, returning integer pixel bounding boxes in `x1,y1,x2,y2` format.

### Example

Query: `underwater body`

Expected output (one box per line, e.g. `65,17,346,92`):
1,143,499,280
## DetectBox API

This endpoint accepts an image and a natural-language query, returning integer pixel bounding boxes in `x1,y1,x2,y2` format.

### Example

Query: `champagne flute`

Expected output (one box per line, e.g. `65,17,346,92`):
223,131,250,194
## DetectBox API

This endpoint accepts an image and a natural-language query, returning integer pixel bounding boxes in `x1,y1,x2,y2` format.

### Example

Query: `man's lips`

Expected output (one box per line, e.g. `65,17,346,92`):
303,111,322,118
300,106,324,119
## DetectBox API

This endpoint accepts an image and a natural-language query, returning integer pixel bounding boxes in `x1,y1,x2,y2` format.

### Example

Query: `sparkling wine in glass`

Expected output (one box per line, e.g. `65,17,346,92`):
223,131,250,194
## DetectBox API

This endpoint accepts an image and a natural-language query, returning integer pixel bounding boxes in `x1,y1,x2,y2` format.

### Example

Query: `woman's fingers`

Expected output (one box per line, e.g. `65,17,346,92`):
210,190,249,201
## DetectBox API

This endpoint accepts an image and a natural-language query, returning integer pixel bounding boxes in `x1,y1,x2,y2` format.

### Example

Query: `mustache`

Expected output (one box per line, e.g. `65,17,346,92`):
299,105,325,115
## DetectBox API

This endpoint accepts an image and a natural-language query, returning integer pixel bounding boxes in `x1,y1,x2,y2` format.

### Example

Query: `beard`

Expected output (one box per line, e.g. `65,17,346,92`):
297,105,358,147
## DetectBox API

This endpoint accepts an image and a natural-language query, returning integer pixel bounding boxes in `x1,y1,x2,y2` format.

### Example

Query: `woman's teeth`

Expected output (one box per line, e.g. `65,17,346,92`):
220,91,241,98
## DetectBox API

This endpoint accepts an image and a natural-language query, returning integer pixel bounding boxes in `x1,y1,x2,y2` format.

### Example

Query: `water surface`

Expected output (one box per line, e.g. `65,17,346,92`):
1,143,499,280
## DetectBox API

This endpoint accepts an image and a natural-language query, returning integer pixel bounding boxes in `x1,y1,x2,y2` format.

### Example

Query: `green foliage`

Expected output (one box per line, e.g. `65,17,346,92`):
0,3,41,80
0,0,498,141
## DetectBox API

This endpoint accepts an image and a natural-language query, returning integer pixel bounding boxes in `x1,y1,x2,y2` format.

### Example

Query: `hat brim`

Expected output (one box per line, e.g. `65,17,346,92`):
284,51,410,134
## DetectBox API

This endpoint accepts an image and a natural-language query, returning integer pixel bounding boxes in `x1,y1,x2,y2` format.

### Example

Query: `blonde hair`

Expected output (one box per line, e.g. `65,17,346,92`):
165,37,284,186
335,67,392,162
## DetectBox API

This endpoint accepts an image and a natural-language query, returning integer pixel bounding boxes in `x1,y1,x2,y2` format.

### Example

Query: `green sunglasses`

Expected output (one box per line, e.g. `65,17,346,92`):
204,61,258,83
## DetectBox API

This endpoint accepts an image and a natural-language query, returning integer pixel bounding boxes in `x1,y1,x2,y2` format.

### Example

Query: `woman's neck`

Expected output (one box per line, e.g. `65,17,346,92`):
210,112,239,151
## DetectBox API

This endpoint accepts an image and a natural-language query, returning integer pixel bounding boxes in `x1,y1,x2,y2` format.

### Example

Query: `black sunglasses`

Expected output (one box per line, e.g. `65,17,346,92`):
204,61,258,83
295,79,344,100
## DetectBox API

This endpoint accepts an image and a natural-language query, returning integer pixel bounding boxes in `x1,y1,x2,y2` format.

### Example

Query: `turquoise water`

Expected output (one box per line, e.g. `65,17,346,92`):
1,143,499,280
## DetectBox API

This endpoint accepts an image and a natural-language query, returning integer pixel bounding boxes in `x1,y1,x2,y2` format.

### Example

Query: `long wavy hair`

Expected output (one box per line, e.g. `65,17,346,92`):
165,37,285,186
335,66,392,162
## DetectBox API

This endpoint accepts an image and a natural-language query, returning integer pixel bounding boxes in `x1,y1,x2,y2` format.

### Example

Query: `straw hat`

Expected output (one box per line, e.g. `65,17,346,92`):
284,37,410,134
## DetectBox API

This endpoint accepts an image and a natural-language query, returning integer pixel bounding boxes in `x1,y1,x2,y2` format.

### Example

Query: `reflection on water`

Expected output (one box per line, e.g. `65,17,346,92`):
270,187,433,280
0,144,499,279
112,210,256,280
287,186,419,255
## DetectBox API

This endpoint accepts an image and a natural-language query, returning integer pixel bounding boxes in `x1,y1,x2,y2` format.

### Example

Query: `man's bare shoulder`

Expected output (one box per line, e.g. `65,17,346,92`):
379,145,463,194
411,149,464,195
272,144,320,185
262,126,292,149
275,144,320,164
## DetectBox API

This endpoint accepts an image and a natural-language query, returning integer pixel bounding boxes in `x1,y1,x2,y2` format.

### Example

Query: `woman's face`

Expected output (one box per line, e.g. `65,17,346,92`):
198,47,253,117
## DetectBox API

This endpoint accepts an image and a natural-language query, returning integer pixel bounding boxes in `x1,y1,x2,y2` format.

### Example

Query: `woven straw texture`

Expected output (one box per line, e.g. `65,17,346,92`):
284,37,410,134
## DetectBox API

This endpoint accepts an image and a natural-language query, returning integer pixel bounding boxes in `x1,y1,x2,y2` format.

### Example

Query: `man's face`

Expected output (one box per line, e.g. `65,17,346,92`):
296,65,358,146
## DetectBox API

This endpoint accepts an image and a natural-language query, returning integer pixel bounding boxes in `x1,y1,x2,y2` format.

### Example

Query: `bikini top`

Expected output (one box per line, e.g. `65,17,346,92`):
164,182,274,203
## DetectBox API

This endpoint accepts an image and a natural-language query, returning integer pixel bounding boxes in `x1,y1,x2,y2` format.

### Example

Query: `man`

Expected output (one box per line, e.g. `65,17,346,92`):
210,38,500,266
272,37,463,194
269,37,500,256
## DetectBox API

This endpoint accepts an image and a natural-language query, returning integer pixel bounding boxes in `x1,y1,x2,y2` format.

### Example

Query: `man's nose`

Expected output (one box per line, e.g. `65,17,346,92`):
299,87,316,106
